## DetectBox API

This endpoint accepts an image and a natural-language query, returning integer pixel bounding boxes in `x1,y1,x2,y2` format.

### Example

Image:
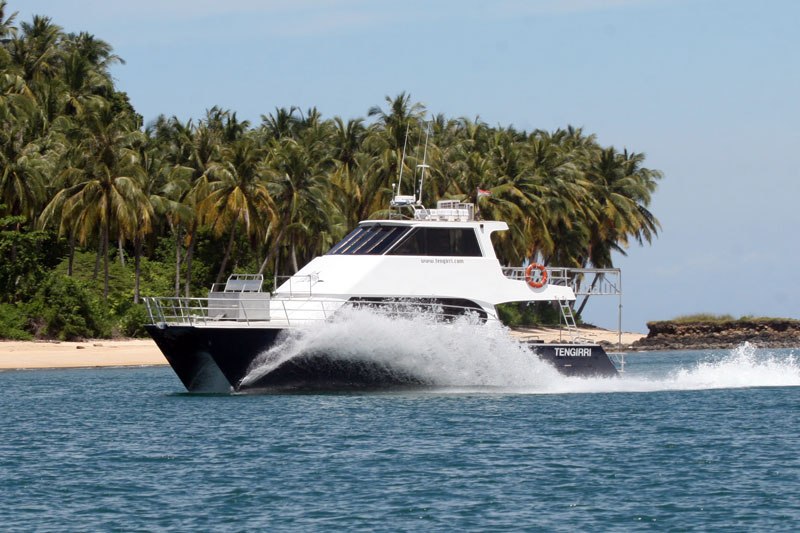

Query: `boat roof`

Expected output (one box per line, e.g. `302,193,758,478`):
365,199,508,232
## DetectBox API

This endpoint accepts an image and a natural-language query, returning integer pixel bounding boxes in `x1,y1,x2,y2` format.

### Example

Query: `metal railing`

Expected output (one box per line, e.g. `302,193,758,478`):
143,296,496,328
501,266,621,296
210,273,264,293
502,266,570,284
273,273,320,298
502,266,624,353
567,268,622,296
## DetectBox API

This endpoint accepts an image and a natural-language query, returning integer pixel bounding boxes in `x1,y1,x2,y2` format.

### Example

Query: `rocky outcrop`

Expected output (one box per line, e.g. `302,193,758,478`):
631,319,800,351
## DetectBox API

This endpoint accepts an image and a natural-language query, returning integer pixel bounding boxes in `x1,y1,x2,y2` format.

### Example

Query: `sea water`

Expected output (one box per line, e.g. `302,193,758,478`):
1,317,799,531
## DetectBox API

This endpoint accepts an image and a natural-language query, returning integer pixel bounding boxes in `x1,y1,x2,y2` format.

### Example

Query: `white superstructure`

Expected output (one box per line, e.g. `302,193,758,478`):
275,199,574,318
144,198,622,340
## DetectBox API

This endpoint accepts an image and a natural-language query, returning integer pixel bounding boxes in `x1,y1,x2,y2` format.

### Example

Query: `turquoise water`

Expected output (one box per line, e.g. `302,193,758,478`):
1,345,799,531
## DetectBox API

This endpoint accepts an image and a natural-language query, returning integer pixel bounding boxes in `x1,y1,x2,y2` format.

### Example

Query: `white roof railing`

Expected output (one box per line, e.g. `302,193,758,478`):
414,200,475,222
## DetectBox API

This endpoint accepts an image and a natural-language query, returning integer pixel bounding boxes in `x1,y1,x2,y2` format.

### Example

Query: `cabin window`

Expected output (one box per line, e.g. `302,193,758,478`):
327,225,409,255
387,227,482,257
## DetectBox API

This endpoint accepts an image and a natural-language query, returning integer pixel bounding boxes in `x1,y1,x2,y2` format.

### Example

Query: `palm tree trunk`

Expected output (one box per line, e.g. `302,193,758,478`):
575,274,601,317
214,223,237,286
118,236,125,267
103,219,110,300
169,219,181,297
10,228,16,265
257,225,287,274
184,221,197,298
274,254,280,291
134,236,142,304
93,232,102,280
291,242,299,273
10,221,20,265
67,232,76,277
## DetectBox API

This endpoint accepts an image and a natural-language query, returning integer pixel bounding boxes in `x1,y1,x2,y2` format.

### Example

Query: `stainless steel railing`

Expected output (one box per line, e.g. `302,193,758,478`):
501,267,621,296
143,296,496,328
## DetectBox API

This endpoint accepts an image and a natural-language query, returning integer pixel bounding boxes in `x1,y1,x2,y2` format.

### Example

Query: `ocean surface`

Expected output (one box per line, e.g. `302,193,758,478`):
2,339,800,531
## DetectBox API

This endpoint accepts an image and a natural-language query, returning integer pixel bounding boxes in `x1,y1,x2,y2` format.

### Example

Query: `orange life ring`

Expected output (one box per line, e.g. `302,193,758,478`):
525,263,547,288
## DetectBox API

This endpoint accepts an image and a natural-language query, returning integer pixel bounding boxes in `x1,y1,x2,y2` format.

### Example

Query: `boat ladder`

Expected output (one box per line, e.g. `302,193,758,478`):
558,297,626,372
558,298,588,343
607,352,627,373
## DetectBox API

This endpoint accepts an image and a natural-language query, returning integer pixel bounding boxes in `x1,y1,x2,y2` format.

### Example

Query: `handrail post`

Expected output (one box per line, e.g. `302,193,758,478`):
240,299,249,326
144,298,154,324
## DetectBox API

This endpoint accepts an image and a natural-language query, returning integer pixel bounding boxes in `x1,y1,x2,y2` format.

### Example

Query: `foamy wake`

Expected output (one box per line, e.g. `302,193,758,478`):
537,342,800,395
240,309,800,393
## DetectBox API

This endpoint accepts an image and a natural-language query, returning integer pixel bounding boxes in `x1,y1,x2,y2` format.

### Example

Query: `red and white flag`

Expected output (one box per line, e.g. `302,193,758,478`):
477,188,491,197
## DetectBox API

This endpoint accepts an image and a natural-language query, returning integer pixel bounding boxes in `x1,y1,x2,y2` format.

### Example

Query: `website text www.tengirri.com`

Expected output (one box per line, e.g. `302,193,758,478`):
420,258,465,264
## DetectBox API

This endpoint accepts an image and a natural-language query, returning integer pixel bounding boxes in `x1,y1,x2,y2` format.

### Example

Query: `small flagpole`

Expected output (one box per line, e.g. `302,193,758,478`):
476,187,481,220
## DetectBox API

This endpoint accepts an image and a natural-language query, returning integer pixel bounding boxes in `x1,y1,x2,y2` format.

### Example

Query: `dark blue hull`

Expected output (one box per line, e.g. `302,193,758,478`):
146,325,618,392
526,342,619,378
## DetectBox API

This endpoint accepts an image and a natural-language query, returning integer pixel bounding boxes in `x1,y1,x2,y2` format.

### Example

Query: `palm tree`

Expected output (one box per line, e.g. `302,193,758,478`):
584,147,662,267
8,15,62,87
331,117,366,171
261,135,335,275
367,92,426,151
64,31,124,75
158,114,222,297
200,135,272,285
0,104,47,224
260,106,301,140
328,151,386,231
56,33,120,117
43,103,146,299
572,147,662,316
136,136,192,301
0,1,17,62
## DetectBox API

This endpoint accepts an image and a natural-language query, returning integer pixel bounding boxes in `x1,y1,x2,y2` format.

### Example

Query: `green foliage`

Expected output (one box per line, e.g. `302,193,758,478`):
662,314,795,325
117,304,149,337
497,301,563,327
669,313,736,323
24,273,110,340
0,223,63,301
49,251,172,337
0,303,33,340
136,256,175,298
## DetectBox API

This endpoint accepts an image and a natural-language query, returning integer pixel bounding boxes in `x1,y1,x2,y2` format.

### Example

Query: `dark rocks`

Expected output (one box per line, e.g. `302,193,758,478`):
631,319,800,351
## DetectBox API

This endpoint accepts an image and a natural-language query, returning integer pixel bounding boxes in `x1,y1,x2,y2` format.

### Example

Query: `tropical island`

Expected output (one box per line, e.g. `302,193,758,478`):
0,2,664,341
631,315,800,351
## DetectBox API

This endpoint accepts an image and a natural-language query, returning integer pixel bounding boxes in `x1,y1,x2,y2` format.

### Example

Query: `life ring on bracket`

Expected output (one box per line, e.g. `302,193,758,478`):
524,263,548,289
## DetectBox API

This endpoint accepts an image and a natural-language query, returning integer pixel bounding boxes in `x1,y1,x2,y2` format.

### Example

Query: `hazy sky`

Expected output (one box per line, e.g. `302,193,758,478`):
13,0,800,332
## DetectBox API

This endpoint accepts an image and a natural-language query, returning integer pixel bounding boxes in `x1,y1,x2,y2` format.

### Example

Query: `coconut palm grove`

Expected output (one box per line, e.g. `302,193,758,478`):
0,3,662,340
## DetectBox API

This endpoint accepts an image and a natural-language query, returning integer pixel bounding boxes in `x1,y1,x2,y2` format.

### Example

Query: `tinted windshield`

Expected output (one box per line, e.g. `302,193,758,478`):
327,225,409,255
388,227,482,257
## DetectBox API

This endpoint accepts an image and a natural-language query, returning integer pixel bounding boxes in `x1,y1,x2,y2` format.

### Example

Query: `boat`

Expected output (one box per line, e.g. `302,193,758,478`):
143,194,622,392
144,132,622,391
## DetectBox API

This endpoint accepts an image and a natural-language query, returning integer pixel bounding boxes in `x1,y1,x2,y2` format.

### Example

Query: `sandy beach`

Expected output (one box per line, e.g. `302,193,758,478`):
509,326,645,347
0,339,168,370
0,326,645,371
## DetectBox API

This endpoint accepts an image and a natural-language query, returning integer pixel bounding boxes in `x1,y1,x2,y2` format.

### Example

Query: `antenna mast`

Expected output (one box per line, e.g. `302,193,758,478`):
416,123,431,205
397,125,410,196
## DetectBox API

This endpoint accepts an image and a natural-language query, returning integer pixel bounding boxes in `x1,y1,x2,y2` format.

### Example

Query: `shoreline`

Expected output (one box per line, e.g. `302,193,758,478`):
0,339,168,370
508,325,645,347
10,325,793,371
1,326,646,371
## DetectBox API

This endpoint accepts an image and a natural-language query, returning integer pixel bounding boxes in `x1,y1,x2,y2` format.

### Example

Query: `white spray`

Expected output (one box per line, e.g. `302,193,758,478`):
240,309,800,394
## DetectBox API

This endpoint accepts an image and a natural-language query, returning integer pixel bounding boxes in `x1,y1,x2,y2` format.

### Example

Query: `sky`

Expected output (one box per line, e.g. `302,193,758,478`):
13,0,800,332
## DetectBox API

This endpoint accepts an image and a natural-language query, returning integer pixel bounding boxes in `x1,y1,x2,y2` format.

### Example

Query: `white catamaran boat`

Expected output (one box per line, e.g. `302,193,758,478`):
144,192,623,392
145,130,623,391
